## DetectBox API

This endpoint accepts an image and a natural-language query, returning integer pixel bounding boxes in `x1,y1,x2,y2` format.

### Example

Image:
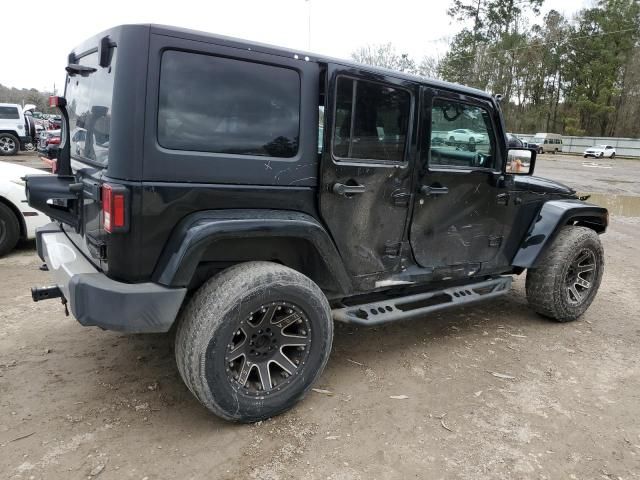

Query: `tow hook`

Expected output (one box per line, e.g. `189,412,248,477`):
31,286,69,316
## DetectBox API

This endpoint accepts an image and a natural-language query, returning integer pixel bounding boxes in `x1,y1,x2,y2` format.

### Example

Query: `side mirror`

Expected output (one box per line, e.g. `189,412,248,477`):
506,148,537,175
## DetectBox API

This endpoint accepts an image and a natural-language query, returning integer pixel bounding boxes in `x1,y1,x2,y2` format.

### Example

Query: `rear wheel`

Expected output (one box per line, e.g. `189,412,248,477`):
526,226,604,322
0,133,19,156
175,261,333,422
0,202,20,257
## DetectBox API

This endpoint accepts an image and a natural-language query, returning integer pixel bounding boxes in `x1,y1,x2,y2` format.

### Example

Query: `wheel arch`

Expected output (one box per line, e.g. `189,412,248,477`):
511,199,607,269
0,195,26,239
152,209,353,297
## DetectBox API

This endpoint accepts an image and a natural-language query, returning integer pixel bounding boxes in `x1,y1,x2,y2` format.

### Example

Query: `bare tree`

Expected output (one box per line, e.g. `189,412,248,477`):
351,43,418,74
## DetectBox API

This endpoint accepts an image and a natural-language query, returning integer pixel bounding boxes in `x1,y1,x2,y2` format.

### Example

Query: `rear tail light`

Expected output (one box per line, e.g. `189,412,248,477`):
48,137,61,145
101,183,129,233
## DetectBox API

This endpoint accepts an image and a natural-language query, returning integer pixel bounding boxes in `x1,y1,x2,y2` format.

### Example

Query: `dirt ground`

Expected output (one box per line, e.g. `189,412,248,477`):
1,154,639,479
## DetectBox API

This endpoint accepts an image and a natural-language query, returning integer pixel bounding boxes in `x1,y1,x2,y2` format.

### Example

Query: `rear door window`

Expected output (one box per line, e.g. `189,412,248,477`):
332,77,411,163
158,50,300,158
0,106,19,119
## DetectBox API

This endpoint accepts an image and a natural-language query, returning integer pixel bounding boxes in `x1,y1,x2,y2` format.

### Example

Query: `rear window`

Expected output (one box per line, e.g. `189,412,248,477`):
66,48,117,166
0,106,20,119
158,50,300,158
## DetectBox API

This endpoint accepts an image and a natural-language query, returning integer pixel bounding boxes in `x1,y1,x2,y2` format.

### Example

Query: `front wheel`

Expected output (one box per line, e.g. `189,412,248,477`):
526,226,604,322
610,152,615,159
175,261,333,422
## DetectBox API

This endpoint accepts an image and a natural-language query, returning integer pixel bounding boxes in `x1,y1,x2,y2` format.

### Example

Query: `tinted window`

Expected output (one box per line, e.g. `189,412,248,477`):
158,51,300,158
429,98,497,170
0,106,20,119
333,77,411,162
66,49,117,166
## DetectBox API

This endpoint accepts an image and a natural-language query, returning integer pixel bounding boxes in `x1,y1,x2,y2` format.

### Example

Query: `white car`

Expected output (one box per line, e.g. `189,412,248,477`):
447,128,486,145
0,162,51,256
583,145,616,159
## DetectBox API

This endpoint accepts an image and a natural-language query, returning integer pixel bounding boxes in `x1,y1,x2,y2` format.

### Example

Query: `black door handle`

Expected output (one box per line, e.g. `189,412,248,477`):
420,185,449,196
333,182,366,196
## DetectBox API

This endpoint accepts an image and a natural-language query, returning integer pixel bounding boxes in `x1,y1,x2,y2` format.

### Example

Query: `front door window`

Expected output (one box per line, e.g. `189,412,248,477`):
430,99,497,170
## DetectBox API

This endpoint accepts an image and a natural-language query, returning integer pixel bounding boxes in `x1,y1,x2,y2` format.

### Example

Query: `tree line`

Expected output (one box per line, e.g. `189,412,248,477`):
351,0,640,138
0,84,56,114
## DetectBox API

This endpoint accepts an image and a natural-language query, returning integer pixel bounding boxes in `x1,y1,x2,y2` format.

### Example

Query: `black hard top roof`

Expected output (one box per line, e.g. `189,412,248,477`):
149,24,492,100
74,24,494,101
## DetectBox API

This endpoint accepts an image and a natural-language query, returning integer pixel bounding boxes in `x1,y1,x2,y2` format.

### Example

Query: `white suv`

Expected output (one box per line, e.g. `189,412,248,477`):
0,103,29,156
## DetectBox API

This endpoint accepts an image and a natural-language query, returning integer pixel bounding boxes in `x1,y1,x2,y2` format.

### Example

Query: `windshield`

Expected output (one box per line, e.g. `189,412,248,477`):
531,137,543,143
65,48,117,166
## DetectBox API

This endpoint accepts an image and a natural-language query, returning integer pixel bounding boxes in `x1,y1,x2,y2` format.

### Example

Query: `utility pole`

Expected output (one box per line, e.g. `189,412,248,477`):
305,0,311,50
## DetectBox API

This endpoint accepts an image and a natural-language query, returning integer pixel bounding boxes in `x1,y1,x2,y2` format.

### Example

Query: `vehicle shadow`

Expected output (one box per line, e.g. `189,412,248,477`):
83,287,556,430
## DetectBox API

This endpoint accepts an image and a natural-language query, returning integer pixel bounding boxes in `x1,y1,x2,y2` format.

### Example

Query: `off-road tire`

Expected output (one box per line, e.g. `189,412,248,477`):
0,133,20,156
526,226,604,322
175,261,333,422
0,202,20,257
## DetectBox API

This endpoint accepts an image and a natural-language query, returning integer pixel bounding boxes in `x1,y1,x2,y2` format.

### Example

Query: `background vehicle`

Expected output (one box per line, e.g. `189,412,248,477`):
26,24,608,423
526,132,562,154
507,133,524,148
446,128,486,147
0,162,50,256
584,145,616,158
37,129,61,159
0,103,31,156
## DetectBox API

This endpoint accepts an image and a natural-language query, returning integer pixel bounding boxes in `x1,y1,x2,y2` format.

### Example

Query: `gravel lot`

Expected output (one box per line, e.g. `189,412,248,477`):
1,154,639,479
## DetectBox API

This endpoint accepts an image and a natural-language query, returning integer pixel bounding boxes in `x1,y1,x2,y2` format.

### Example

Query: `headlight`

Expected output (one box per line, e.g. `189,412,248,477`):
10,178,25,187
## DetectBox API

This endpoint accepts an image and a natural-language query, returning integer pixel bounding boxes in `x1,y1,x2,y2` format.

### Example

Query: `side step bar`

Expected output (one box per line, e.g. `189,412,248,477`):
332,276,512,326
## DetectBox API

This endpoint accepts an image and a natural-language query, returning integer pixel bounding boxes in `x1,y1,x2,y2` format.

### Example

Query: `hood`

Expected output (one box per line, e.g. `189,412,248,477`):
0,162,49,181
513,175,575,195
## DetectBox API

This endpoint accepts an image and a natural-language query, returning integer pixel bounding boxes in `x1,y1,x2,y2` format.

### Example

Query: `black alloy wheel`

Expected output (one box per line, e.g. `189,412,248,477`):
564,249,597,306
223,301,312,396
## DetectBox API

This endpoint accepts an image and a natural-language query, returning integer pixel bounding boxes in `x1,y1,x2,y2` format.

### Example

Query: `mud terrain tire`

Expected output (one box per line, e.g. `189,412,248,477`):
526,226,604,322
175,261,333,422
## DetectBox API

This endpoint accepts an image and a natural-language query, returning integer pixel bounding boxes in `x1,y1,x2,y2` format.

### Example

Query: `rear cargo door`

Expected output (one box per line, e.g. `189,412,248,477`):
62,44,121,267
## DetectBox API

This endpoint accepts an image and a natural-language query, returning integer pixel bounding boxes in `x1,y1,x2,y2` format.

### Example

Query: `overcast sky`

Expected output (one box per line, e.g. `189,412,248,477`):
1,0,589,92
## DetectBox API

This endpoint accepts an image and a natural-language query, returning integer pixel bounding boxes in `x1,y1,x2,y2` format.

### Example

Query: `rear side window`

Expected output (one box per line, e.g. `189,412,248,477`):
158,50,300,158
333,77,411,162
0,106,20,119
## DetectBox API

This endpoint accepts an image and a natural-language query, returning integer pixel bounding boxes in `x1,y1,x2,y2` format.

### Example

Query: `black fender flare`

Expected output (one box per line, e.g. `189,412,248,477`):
511,199,608,268
152,209,353,294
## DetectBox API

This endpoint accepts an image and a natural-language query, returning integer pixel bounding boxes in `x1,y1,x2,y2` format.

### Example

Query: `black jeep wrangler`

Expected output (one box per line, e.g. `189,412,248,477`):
25,25,607,423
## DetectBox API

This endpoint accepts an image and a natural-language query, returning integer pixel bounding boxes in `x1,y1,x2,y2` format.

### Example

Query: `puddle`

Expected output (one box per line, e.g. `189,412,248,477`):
580,192,640,217
595,178,636,185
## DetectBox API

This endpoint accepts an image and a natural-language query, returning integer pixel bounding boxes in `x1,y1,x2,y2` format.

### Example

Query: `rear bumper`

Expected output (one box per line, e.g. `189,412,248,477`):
36,223,186,333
